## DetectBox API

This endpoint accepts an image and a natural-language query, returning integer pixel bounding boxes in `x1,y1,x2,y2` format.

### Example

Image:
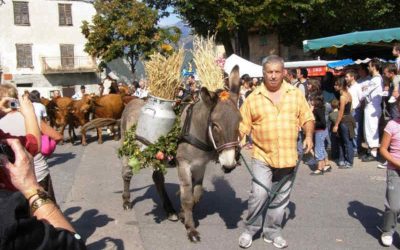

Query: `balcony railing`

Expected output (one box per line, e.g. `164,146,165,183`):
41,56,98,74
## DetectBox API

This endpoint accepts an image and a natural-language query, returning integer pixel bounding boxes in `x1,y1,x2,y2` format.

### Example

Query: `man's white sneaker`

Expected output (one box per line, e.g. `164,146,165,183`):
238,232,252,249
263,235,288,249
381,232,393,247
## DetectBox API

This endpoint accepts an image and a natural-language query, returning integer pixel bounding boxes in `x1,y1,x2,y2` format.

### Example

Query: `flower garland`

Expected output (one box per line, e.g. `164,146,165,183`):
118,118,181,174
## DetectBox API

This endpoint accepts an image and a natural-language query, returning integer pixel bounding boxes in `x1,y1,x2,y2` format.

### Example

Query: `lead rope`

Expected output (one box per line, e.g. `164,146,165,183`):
241,150,303,226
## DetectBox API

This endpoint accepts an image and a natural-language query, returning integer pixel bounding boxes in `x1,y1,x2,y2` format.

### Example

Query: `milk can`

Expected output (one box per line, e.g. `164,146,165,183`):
136,95,176,144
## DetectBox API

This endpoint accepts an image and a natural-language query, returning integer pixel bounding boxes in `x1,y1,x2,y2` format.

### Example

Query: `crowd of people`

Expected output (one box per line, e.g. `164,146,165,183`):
237,45,400,248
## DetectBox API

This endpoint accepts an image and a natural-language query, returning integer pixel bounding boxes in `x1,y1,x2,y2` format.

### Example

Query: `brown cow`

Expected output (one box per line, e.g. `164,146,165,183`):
47,97,77,144
72,94,124,145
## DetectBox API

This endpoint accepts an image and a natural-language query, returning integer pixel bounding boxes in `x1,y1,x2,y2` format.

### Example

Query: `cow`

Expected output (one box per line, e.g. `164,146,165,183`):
47,97,77,144
74,94,124,146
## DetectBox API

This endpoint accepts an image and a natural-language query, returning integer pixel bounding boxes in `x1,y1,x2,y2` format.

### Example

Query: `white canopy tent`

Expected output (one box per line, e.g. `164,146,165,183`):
224,54,338,77
224,54,263,77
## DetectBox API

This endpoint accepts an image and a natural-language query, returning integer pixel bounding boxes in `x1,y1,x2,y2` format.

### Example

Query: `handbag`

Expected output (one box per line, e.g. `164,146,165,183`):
41,134,56,157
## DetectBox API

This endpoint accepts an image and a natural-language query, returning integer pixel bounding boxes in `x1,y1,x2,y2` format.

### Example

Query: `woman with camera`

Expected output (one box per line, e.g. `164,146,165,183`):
0,92,85,249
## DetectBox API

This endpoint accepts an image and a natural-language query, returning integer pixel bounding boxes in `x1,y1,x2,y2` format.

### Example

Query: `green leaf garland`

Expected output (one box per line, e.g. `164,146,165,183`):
118,117,181,174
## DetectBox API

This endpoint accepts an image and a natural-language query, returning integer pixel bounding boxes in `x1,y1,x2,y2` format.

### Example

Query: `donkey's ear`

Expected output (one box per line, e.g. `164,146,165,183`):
200,87,218,107
228,65,240,94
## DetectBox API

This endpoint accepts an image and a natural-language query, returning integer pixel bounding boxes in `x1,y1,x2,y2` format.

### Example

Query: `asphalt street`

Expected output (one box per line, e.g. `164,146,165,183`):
50,134,398,250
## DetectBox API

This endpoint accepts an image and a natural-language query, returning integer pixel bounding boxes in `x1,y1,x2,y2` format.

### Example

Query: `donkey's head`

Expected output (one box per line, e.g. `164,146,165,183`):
201,65,241,173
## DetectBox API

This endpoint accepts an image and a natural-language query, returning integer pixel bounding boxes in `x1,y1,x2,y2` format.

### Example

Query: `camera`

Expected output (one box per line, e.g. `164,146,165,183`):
9,99,20,109
0,143,15,163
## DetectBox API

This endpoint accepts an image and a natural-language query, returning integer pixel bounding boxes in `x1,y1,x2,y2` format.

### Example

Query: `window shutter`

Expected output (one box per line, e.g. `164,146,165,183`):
65,4,72,25
58,4,65,25
13,2,29,25
25,45,32,67
21,3,29,25
16,44,32,68
60,44,74,68
59,4,72,26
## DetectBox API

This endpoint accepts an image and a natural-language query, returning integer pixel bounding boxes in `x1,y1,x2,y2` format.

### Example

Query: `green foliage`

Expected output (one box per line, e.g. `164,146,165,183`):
81,0,181,74
118,118,181,174
146,0,400,56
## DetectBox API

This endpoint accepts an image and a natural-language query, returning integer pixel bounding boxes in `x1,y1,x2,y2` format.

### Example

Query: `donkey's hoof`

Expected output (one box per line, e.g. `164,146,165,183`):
98,141,103,145
188,230,200,242
167,213,179,222
123,202,132,210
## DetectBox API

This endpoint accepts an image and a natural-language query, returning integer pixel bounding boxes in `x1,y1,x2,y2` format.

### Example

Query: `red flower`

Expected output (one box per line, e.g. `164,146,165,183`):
155,151,165,160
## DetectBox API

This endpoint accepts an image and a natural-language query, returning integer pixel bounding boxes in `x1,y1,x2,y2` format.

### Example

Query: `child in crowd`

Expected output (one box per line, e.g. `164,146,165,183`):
310,94,331,175
379,98,400,247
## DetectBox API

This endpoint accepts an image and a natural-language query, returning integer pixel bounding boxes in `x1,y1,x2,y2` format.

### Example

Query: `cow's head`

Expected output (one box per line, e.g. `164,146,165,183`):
69,98,91,126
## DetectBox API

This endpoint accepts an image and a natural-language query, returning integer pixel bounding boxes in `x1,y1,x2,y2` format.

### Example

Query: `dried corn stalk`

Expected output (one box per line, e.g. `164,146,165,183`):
193,36,224,91
145,48,184,100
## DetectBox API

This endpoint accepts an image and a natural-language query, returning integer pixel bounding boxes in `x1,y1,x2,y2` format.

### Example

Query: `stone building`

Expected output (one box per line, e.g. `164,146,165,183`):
247,32,307,64
0,0,99,98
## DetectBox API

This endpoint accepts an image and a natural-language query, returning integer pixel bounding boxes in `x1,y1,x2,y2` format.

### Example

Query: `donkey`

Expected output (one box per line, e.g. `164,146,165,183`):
120,65,241,242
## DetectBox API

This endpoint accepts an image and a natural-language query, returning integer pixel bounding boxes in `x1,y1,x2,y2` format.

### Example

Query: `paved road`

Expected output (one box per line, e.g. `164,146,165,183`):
51,136,398,250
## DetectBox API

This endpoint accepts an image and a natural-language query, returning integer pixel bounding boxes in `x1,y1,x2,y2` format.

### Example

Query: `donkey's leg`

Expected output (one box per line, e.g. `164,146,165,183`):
97,127,103,144
192,166,206,206
122,156,133,210
177,160,200,242
152,169,178,221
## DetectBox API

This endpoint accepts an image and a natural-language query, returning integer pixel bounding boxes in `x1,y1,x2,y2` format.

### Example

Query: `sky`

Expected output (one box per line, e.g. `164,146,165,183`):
158,7,181,26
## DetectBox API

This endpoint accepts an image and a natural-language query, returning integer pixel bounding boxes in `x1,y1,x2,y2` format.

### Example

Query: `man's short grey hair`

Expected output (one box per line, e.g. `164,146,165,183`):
262,55,284,68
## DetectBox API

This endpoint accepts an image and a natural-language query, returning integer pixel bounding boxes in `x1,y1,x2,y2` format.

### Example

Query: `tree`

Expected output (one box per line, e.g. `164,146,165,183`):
145,0,316,59
279,0,400,47
146,0,400,59
81,0,180,75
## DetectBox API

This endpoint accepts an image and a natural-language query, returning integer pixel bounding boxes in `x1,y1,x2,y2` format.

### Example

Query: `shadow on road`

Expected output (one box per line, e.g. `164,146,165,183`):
347,201,383,240
47,152,76,168
195,177,246,229
282,202,296,228
87,237,124,250
131,183,180,223
63,206,117,242
129,176,247,229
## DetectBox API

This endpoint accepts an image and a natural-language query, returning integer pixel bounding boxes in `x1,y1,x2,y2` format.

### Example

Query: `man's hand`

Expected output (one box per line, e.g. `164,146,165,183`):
303,136,313,154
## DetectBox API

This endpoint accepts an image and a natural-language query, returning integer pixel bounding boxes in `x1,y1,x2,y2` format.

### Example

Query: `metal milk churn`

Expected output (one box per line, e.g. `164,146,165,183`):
136,95,176,144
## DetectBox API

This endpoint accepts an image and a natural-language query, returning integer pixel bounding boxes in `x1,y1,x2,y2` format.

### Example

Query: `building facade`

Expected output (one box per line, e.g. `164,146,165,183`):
247,32,307,64
0,0,99,97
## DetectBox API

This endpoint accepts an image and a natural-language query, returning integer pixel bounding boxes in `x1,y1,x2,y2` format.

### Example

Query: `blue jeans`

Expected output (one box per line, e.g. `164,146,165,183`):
315,130,328,161
352,107,363,154
338,122,354,165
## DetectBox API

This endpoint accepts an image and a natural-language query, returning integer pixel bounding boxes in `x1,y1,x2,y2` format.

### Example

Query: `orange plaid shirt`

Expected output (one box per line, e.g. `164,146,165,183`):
239,82,314,168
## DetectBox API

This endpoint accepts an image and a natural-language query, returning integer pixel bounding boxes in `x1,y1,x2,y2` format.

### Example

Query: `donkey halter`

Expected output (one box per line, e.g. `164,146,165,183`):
180,98,239,153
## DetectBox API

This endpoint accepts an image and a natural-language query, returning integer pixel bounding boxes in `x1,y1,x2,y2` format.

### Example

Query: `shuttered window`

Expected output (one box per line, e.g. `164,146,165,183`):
16,44,33,68
60,44,74,68
13,1,30,26
58,4,73,26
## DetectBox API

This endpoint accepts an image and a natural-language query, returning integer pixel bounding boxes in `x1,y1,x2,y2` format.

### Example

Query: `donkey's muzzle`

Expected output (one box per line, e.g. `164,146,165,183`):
222,165,236,173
